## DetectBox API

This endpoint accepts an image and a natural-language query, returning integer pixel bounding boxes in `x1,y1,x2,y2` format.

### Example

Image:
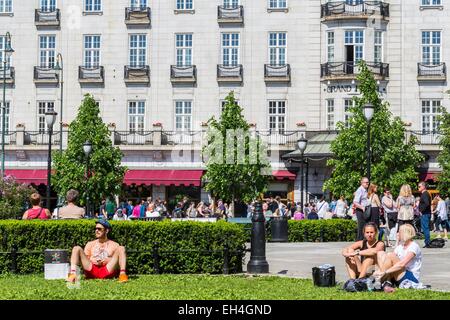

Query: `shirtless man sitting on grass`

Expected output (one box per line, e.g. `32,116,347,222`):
66,220,128,283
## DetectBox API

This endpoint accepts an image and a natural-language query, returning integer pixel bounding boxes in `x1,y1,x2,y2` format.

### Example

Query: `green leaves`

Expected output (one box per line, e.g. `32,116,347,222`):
52,94,126,207
437,110,450,196
203,92,270,203
323,61,424,198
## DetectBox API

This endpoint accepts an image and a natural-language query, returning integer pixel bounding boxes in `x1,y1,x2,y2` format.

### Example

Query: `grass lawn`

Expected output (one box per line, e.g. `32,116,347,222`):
1,274,449,300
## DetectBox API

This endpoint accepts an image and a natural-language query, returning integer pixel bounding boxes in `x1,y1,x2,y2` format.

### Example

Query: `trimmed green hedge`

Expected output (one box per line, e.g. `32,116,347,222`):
232,219,357,242
288,219,357,242
0,220,246,275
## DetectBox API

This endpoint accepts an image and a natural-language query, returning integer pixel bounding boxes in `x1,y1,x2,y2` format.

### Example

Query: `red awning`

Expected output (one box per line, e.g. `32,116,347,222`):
124,170,203,186
272,170,296,181
419,171,439,182
5,169,48,185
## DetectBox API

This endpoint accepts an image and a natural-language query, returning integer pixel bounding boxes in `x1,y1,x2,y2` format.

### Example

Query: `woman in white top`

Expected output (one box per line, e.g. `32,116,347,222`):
374,224,422,290
334,195,348,218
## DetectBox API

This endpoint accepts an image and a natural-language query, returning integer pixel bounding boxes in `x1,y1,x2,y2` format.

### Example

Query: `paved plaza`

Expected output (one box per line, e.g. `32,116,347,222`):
244,241,450,292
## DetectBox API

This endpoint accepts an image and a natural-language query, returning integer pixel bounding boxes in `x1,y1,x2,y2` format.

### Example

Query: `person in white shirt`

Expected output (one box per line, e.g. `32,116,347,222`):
334,195,349,218
374,224,422,290
317,196,329,219
113,209,128,221
435,194,449,240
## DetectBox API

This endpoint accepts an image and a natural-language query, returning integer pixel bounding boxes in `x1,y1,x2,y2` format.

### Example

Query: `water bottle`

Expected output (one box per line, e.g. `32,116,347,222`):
366,277,375,291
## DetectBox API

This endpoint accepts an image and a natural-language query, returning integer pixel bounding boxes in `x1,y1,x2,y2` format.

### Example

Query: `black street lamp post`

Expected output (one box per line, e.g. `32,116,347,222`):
247,202,269,273
45,111,57,209
297,135,308,208
83,141,92,217
1,32,14,177
363,104,375,182
53,53,63,153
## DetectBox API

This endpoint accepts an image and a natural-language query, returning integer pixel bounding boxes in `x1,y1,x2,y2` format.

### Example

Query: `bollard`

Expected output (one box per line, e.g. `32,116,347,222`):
247,202,269,274
270,216,288,242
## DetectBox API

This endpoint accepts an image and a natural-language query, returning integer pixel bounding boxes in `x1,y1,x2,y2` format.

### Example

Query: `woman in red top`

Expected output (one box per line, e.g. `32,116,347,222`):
22,193,51,220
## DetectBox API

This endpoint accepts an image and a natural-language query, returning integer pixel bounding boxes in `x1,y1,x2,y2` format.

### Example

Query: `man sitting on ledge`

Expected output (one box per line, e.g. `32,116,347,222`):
66,220,128,283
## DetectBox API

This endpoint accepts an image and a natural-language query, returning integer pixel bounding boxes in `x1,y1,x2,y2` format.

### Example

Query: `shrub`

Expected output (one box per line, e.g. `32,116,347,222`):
288,219,357,242
0,176,36,220
0,220,246,275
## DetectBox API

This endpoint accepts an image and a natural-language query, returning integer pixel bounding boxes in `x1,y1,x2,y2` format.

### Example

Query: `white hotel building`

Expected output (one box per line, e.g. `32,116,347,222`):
0,0,447,207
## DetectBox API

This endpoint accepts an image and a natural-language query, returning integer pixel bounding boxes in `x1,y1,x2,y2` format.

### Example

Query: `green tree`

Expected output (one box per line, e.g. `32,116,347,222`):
437,110,450,196
323,61,424,199
52,94,126,208
202,92,271,205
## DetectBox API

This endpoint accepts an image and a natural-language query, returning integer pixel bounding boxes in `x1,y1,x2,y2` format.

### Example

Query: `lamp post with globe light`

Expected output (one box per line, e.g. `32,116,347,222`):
45,111,57,209
363,104,375,182
83,141,93,217
297,135,308,208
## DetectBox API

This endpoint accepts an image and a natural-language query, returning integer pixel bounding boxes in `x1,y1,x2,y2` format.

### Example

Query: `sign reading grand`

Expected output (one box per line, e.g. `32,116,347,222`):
326,85,386,94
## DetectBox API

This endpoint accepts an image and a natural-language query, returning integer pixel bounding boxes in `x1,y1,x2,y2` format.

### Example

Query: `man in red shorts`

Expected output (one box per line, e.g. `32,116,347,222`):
66,220,128,283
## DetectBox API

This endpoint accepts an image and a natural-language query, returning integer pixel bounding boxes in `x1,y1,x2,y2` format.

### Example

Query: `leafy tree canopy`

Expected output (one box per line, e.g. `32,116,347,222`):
323,61,425,199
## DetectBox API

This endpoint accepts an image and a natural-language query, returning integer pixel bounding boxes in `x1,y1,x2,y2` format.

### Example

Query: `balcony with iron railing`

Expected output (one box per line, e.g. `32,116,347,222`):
33,66,59,84
217,5,244,24
79,66,104,84
171,65,197,84
0,67,15,85
321,61,389,80
217,64,243,83
321,1,389,21
264,64,291,83
417,63,447,81
124,65,150,84
35,9,60,27
125,6,151,26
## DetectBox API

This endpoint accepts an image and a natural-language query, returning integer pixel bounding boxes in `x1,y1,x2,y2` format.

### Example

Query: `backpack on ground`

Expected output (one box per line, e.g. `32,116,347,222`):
429,238,445,248
343,278,368,292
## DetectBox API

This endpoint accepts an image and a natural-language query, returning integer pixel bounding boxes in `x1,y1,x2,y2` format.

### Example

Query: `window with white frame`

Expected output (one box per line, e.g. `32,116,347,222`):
422,100,442,133
0,36,12,67
0,101,9,133
268,101,286,133
344,99,354,128
223,0,239,8
0,0,12,13
345,30,364,62
327,32,335,62
269,0,287,9
421,0,442,5
222,33,239,66
269,32,287,65
176,0,193,10
39,35,56,68
85,0,101,12
326,99,335,130
345,0,363,4
128,101,145,132
374,31,383,63
175,101,192,131
131,0,147,8
38,102,55,133
84,35,100,68
129,34,147,67
40,0,56,11
176,34,192,67
422,31,441,65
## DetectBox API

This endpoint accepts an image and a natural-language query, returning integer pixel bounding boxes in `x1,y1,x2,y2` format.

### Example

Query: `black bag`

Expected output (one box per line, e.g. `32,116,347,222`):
363,205,372,221
429,238,445,248
343,278,368,292
312,266,336,287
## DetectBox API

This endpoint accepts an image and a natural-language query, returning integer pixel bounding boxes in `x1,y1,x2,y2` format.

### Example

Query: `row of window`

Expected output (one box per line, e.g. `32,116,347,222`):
0,0,288,14
0,100,286,133
337,0,442,6
326,30,443,65
326,99,442,131
0,33,287,68
0,99,442,134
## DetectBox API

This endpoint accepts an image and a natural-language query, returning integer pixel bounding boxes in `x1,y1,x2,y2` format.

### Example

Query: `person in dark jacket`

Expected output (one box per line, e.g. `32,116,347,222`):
418,181,432,248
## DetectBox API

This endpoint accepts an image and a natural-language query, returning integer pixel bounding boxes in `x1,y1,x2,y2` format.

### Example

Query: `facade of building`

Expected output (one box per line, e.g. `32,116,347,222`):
0,0,446,207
